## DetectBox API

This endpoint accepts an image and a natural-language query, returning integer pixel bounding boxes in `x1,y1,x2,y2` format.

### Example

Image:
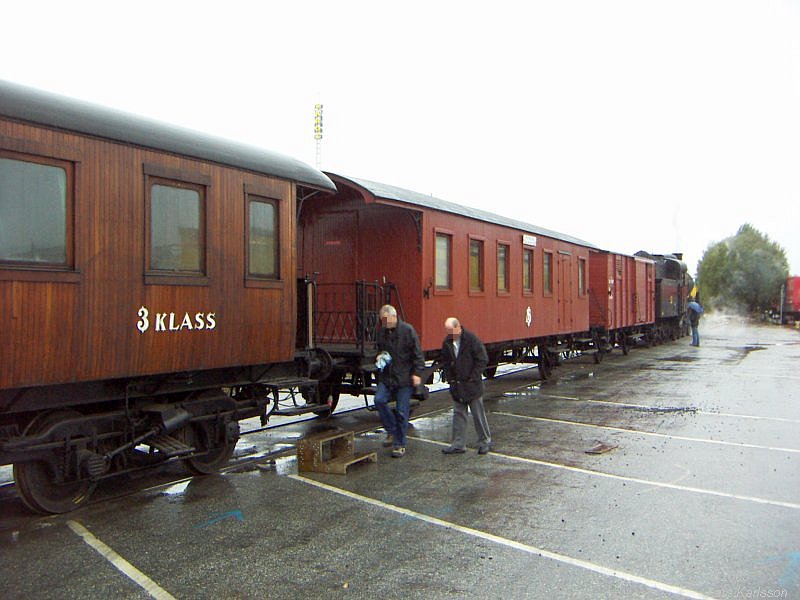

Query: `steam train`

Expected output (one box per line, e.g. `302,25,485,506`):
0,80,692,513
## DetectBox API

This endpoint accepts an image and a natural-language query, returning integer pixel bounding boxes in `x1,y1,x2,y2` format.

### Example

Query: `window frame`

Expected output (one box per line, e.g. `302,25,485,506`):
144,164,210,286
468,235,485,296
543,250,554,296
245,192,281,285
522,246,534,296
497,240,511,296
433,229,453,295
578,257,587,296
0,145,79,282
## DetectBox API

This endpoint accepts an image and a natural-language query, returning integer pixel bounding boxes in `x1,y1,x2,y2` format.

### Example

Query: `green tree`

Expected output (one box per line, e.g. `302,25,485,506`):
697,224,789,313
696,242,729,302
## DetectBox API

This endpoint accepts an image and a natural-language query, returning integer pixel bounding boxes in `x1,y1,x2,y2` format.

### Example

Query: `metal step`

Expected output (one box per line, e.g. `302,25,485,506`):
147,434,195,457
319,452,378,474
271,403,331,417
297,429,377,474
262,376,319,389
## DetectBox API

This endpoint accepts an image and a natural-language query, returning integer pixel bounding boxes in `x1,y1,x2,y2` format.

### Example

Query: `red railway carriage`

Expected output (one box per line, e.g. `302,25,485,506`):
588,250,655,358
299,173,595,386
0,80,335,512
783,276,800,323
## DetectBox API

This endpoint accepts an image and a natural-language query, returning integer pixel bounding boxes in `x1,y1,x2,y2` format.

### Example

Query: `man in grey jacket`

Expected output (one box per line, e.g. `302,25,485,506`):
439,317,492,455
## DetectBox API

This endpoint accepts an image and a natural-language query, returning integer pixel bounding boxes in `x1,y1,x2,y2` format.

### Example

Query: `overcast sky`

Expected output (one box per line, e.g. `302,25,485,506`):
2,0,798,275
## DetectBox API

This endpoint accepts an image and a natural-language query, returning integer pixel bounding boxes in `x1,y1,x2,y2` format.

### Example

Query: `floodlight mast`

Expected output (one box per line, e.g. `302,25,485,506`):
314,103,323,168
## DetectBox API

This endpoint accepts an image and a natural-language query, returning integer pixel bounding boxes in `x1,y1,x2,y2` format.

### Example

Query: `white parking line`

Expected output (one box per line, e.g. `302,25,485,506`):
494,411,800,454
67,520,176,600
532,394,800,424
728,371,800,381
409,437,800,511
289,474,718,600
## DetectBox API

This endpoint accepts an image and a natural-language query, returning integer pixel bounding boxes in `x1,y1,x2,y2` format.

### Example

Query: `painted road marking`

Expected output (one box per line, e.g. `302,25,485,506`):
409,437,800,511
494,411,800,454
289,474,719,600
67,520,176,600
532,394,800,424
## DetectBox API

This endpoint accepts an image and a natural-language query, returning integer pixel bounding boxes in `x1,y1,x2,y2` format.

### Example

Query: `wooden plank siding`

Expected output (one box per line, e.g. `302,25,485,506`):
588,250,655,331
419,208,591,351
0,118,297,390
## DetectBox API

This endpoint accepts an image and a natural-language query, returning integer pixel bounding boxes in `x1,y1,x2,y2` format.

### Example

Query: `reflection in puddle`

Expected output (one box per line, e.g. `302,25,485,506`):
408,413,453,432
161,480,191,496
274,456,298,476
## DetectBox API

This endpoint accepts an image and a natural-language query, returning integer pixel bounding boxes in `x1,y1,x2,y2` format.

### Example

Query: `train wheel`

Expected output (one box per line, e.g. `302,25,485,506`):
13,410,97,514
621,338,630,355
538,348,553,380
182,421,238,475
313,378,342,418
484,351,502,379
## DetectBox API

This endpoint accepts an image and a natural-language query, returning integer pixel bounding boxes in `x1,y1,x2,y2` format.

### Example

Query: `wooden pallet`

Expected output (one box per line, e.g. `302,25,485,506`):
297,430,377,475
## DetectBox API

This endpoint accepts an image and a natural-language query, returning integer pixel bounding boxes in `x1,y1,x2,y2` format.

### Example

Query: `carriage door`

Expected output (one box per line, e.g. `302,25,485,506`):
615,255,626,326
557,251,573,332
305,211,358,342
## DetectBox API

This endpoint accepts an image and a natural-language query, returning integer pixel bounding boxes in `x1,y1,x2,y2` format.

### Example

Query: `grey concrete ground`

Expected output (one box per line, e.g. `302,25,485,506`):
1,315,798,599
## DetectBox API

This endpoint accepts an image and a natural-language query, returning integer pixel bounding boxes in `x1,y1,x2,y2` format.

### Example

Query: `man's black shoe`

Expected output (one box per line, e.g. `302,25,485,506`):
477,444,490,455
442,447,466,454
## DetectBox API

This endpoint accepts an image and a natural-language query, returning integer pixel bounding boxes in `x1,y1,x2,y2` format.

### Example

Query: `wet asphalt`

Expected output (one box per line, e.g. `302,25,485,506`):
1,315,798,599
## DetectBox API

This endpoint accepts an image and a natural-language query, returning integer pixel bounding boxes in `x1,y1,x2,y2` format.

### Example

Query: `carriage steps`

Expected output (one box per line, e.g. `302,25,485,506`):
297,430,377,475
147,434,195,458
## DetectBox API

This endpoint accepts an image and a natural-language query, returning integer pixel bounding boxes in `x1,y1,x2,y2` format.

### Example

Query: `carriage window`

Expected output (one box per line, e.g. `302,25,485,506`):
469,238,484,292
148,179,205,273
543,251,553,295
497,243,510,293
435,232,452,290
523,248,533,293
248,196,279,278
578,258,586,295
0,154,70,266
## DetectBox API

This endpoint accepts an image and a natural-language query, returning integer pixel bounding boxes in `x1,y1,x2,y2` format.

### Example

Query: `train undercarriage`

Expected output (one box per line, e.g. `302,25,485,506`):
2,280,689,514
0,354,335,514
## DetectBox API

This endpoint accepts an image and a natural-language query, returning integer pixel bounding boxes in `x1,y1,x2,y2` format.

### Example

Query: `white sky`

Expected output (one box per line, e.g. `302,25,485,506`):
2,0,799,275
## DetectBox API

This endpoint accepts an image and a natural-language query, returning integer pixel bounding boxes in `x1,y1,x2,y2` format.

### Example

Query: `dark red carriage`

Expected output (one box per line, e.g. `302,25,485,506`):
588,250,655,360
298,173,595,401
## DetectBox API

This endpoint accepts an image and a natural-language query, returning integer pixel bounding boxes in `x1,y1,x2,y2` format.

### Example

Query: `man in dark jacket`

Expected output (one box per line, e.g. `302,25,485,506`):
374,305,425,458
687,297,703,347
439,317,492,455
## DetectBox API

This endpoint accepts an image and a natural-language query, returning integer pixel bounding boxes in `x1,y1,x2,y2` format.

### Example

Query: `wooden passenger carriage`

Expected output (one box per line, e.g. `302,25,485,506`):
0,79,335,512
299,173,595,392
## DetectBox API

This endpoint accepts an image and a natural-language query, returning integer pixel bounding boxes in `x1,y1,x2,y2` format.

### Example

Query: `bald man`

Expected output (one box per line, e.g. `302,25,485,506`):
440,317,492,455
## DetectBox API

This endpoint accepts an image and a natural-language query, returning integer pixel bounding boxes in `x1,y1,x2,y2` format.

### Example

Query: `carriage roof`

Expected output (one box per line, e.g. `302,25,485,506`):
0,79,335,192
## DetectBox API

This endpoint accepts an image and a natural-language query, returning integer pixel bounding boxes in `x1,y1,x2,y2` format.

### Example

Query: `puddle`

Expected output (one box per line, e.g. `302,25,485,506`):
660,355,699,363
628,406,698,415
742,345,767,355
